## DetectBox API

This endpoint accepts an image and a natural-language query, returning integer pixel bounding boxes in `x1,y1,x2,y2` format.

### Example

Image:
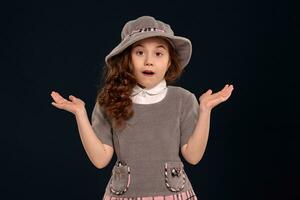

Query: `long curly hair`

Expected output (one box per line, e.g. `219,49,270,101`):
96,37,184,131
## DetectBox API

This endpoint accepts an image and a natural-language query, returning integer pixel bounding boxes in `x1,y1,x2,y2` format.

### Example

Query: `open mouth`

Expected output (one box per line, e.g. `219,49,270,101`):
142,70,155,76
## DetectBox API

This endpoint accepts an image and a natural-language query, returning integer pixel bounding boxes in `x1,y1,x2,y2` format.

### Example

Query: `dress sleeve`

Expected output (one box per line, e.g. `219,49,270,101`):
91,102,113,147
180,92,199,148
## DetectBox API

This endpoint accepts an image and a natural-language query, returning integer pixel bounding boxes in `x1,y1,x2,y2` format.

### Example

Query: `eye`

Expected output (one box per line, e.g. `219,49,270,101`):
156,52,163,56
135,50,144,56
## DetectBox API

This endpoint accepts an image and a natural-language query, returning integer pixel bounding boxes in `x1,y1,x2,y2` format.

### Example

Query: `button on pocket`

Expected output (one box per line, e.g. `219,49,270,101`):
164,161,186,192
109,161,131,195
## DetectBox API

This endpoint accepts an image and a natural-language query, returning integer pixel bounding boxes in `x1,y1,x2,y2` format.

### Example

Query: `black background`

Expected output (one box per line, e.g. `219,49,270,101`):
1,0,297,200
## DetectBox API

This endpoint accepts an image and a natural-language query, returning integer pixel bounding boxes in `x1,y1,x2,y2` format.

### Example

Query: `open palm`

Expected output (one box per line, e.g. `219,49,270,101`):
50,91,85,115
199,84,234,112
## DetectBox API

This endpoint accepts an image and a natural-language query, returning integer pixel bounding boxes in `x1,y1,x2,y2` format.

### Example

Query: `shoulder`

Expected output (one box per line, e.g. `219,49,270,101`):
168,86,199,116
168,85,196,100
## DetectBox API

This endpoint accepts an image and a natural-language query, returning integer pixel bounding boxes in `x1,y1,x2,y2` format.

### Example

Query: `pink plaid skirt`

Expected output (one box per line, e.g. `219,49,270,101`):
102,189,197,200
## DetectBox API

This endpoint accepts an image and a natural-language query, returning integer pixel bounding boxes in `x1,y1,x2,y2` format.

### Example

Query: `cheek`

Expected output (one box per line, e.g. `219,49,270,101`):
131,59,143,71
159,62,170,73
132,66,143,78
132,67,139,76
130,59,140,73
130,54,139,65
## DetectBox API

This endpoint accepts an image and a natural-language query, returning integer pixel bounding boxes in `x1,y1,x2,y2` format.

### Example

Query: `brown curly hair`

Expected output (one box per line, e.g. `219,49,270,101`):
96,37,184,131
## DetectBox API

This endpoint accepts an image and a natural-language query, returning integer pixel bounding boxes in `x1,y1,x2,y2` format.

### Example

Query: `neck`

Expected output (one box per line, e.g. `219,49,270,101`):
137,83,146,89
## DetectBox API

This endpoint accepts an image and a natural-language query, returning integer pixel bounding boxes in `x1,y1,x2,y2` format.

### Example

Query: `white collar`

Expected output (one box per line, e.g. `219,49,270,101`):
131,79,167,96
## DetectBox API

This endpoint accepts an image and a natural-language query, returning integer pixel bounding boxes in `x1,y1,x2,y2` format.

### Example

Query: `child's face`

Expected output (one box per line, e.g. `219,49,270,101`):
130,37,171,89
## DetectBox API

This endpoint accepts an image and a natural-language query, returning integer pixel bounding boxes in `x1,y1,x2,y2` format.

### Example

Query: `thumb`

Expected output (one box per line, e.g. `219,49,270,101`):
206,89,213,95
69,95,76,101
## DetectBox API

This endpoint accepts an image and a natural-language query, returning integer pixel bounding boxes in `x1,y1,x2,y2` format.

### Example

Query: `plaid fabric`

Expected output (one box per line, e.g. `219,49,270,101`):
102,189,197,200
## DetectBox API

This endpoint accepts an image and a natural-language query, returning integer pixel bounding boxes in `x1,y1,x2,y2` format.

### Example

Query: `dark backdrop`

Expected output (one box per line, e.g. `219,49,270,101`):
1,0,296,200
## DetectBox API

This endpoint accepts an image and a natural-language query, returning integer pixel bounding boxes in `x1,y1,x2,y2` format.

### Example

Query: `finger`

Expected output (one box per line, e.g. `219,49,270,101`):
220,94,231,102
207,89,230,102
209,85,229,98
207,97,225,108
51,91,60,100
220,89,234,102
51,102,65,109
218,89,233,102
225,84,234,92
208,90,222,99
199,89,212,101
226,86,234,96
222,84,234,93
222,85,234,97
220,84,229,92
51,92,68,104
56,93,67,101
218,84,233,97
207,84,230,97
51,92,61,102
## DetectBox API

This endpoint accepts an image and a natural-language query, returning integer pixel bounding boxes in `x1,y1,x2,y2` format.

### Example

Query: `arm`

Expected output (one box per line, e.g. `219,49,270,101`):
181,84,234,165
181,110,211,165
75,110,114,169
51,91,114,169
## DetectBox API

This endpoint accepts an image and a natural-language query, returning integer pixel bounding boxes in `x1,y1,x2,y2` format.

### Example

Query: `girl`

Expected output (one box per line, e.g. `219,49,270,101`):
50,16,234,200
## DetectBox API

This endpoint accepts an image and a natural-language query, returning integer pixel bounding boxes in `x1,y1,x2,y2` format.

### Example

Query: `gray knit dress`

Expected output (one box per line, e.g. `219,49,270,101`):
91,86,199,199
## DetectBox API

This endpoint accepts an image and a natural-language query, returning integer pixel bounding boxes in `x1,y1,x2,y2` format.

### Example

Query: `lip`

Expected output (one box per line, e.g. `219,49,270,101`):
142,70,155,77
142,73,155,77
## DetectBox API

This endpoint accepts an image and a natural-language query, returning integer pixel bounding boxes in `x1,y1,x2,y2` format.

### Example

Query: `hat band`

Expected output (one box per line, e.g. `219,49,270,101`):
124,27,165,39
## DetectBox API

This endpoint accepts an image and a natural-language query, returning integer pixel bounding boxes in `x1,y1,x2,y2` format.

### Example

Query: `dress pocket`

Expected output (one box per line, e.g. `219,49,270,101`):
164,161,186,192
109,161,131,195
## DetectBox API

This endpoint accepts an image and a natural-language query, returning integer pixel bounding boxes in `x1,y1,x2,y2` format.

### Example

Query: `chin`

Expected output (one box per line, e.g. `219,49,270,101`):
138,82,153,89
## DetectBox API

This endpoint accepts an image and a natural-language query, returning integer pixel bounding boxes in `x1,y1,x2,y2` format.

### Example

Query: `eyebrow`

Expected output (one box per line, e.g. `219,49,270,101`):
132,44,167,50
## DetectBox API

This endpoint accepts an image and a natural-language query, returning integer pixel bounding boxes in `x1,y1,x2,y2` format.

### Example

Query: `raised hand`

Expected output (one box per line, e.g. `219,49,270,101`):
50,91,86,115
199,84,234,112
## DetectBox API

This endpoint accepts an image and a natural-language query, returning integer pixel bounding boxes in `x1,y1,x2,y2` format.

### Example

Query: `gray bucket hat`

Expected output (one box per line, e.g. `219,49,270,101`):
105,16,192,68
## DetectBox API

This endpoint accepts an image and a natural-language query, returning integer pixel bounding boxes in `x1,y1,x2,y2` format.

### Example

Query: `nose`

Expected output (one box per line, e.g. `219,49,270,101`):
144,54,153,66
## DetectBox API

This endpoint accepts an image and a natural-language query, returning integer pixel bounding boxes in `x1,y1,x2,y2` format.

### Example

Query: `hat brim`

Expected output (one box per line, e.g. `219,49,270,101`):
105,31,192,68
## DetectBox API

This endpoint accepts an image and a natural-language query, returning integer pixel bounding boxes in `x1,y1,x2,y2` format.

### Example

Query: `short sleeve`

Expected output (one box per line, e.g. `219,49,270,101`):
180,92,199,148
91,102,113,147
